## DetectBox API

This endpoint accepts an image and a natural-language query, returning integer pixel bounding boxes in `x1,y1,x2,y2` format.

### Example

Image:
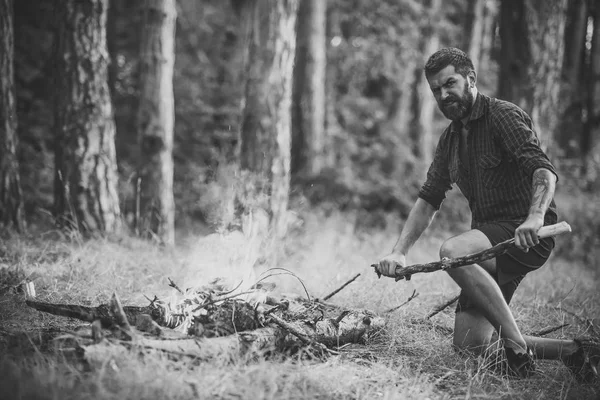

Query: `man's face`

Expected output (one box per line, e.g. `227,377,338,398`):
427,65,474,121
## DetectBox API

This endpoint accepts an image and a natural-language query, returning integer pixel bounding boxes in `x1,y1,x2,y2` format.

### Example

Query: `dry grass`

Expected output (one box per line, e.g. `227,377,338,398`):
0,206,599,400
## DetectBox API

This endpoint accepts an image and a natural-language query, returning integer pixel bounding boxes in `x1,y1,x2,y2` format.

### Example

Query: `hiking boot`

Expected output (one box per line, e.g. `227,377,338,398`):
504,346,536,378
561,337,600,383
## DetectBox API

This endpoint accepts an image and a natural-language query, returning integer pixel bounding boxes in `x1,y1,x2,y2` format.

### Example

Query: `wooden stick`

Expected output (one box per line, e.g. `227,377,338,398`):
425,294,460,319
109,292,134,338
529,323,570,337
372,222,572,281
385,290,419,313
322,273,361,301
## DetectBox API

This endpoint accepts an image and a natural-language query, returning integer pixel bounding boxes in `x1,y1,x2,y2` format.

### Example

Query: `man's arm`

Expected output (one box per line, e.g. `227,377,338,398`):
529,168,556,216
376,198,437,278
514,167,557,250
375,127,452,277
392,198,438,255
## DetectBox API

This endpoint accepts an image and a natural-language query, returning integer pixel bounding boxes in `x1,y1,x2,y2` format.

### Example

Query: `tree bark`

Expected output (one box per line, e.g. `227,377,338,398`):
498,0,567,150
325,5,343,175
239,0,299,238
292,0,328,176
410,0,441,166
0,0,25,231
582,0,600,186
136,0,176,245
54,0,121,233
557,0,588,156
462,0,487,69
106,0,119,99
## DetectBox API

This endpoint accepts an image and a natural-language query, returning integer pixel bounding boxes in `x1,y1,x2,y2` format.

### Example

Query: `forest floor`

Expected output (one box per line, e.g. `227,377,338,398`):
0,197,599,400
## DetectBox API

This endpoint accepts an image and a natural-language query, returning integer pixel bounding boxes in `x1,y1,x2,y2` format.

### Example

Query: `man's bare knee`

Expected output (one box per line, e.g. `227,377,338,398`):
439,237,462,259
439,231,496,275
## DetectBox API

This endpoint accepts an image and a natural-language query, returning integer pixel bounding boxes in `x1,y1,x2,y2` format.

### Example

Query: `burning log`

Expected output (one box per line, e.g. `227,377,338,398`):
25,299,163,329
80,327,284,367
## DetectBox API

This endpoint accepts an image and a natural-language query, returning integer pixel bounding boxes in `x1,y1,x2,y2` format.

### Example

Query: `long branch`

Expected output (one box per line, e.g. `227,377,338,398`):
373,222,571,281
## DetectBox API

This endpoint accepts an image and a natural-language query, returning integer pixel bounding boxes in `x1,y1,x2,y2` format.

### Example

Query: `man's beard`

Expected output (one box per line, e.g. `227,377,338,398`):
438,82,473,121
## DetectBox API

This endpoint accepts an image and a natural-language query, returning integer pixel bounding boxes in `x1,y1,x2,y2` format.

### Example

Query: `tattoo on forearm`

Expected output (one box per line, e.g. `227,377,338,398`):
530,169,555,214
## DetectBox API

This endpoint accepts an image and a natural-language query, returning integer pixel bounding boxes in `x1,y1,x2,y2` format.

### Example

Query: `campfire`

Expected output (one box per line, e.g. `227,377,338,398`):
23,271,386,364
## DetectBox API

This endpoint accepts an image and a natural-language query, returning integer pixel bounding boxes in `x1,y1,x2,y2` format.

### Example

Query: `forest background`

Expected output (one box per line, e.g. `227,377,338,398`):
1,0,600,399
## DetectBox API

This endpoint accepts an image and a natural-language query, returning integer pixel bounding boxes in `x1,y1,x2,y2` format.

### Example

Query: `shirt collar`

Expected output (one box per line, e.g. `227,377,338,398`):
450,92,485,133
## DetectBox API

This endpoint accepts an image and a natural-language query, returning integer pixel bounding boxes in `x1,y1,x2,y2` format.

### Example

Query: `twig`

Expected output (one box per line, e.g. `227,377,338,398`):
109,293,134,339
385,289,419,313
322,273,361,301
425,294,460,320
267,314,311,344
333,310,351,326
529,323,570,337
255,268,312,301
191,291,256,312
556,307,599,336
167,277,184,295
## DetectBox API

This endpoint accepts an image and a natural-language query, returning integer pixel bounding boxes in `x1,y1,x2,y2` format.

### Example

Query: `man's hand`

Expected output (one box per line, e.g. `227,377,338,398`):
515,214,544,252
374,253,410,280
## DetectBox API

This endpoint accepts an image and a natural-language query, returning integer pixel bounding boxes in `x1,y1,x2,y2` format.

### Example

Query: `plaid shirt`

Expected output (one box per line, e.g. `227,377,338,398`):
418,93,558,228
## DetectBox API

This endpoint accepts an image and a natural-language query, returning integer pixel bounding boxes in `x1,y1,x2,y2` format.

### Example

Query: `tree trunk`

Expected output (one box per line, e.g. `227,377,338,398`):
410,0,441,166
54,0,121,233
136,0,176,245
292,0,327,176
239,0,299,238
462,0,487,69
478,0,498,77
325,5,343,176
0,0,25,232
582,0,600,187
498,0,567,149
557,0,588,156
107,0,119,99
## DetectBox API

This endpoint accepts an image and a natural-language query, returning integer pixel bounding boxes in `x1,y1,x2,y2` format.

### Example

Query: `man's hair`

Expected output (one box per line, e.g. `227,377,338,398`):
424,48,474,78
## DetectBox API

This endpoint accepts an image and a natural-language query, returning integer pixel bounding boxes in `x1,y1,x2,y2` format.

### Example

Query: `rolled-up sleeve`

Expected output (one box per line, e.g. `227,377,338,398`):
418,131,453,210
492,105,559,181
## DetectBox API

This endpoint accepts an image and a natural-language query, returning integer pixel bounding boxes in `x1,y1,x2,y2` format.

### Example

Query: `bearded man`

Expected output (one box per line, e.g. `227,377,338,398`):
374,48,599,380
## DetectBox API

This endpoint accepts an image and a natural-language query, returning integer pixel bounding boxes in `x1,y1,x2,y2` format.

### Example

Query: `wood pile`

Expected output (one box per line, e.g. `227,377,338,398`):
24,277,386,363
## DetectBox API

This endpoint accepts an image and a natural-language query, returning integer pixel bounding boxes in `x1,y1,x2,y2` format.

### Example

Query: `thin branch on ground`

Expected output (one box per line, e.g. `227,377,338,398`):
322,273,361,301
425,294,460,320
385,290,419,313
529,323,570,337
556,306,599,336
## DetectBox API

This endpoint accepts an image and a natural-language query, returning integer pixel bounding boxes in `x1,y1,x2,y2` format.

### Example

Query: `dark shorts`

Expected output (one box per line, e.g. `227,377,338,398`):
456,220,555,313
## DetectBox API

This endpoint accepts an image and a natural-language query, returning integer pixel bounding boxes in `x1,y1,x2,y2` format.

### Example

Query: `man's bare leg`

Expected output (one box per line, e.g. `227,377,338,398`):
445,230,582,362
524,336,579,360
441,230,528,353
453,309,494,355
453,312,579,360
